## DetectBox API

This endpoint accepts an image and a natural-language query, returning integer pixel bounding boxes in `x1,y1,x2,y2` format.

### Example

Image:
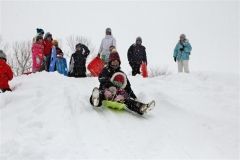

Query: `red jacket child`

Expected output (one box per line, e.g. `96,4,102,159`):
43,32,53,56
0,50,13,92
32,35,44,72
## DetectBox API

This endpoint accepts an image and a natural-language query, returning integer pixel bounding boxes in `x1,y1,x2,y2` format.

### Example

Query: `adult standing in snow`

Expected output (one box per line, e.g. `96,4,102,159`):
173,34,192,73
127,37,147,76
90,51,153,115
97,28,116,64
68,43,90,77
0,50,13,93
32,35,44,73
43,32,53,71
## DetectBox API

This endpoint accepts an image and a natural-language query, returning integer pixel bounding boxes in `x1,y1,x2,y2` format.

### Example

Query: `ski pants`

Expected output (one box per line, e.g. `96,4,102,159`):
130,63,141,76
178,60,189,73
44,55,51,71
124,98,145,115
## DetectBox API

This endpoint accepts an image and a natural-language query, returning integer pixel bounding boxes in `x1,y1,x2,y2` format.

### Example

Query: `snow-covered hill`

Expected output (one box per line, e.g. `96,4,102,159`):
0,72,239,159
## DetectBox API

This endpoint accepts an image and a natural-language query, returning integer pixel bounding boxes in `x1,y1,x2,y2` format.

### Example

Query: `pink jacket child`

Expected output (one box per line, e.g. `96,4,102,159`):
32,35,44,72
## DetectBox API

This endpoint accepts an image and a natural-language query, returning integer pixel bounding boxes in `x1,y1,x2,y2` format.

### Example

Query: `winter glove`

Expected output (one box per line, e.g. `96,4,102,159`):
114,95,125,102
116,88,128,99
109,86,117,95
104,86,117,100
174,57,176,62
180,47,184,51
97,53,100,57
104,89,114,100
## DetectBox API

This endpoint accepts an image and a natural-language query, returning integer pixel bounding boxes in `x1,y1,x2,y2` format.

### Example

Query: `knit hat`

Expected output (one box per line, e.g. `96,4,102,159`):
136,36,142,44
52,39,58,46
109,51,121,64
0,50,7,60
44,32,52,39
106,28,111,33
110,72,127,89
36,28,44,35
36,35,43,42
180,34,186,39
75,43,82,49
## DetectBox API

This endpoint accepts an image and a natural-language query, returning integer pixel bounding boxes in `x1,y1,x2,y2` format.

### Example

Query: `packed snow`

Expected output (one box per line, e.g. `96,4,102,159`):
0,71,239,159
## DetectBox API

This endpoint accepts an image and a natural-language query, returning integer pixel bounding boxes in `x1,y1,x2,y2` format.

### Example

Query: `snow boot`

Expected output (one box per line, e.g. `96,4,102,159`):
139,100,155,114
90,87,101,107
124,99,155,115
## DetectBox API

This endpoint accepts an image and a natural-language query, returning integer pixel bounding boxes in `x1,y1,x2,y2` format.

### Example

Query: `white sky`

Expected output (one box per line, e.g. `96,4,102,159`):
0,0,239,74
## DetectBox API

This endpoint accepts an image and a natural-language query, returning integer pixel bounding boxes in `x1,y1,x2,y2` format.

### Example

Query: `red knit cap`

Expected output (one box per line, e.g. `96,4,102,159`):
109,51,121,64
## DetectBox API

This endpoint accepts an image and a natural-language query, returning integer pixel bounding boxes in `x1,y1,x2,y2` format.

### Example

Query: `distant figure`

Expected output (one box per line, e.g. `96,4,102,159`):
127,37,147,76
33,28,44,43
0,50,13,93
32,35,44,73
52,40,64,58
49,40,64,72
68,43,90,77
98,28,116,64
50,40,68,76
43,32,53,71
173,34,192,73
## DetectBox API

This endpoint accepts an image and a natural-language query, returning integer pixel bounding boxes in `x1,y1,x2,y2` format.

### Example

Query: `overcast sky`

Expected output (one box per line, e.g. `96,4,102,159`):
0,0,239,74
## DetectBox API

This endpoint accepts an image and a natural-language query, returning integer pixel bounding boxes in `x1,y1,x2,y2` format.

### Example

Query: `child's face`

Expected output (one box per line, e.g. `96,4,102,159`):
76,47,81,51
38,39,43,43
47,36,52,41
110,60,120,69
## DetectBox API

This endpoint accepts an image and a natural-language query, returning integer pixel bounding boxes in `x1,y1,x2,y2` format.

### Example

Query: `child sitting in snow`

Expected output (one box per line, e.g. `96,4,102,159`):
89,51,154,115
0,50,13,93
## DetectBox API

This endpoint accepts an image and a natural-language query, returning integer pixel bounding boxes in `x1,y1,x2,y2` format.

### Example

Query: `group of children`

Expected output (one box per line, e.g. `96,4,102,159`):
32,28,92,77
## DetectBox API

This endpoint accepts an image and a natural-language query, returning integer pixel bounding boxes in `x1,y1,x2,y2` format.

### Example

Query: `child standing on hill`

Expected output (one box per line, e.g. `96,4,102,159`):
0,50,13,93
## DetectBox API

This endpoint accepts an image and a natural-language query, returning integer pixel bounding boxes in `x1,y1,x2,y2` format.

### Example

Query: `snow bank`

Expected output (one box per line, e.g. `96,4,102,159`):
0,71,239,159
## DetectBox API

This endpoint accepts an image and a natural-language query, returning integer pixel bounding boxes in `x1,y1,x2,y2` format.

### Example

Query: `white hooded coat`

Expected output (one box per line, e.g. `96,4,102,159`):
98,35,116,58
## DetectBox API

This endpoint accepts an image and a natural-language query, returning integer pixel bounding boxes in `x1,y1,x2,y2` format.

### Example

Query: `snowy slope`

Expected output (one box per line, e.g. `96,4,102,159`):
0,71,239,160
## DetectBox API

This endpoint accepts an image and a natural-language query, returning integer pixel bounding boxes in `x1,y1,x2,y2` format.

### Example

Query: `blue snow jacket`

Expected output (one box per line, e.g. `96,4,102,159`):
173,40,192,61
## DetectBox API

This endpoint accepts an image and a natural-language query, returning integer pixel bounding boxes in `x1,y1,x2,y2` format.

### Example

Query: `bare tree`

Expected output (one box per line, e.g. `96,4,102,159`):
0,35,9,52
66,35,95,55
10,41,32,76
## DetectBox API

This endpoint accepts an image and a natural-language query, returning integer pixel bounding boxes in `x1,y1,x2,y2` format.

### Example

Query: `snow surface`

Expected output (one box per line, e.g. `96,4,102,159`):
0,71,239,159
